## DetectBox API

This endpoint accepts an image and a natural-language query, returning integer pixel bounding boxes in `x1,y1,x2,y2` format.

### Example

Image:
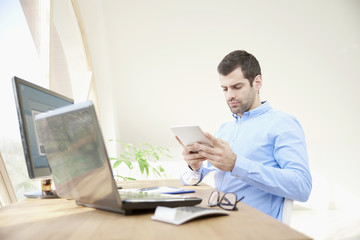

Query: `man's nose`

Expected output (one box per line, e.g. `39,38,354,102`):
226,89,236,100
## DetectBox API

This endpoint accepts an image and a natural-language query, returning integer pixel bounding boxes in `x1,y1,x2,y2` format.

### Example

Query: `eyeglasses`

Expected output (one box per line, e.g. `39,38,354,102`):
207,190,245,211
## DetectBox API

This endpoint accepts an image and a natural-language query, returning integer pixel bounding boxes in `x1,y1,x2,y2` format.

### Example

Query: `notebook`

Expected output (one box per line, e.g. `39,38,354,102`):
34,101,202,215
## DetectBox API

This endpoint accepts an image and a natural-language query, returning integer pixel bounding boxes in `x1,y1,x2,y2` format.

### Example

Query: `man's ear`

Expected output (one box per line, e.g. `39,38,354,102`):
253,75,262,91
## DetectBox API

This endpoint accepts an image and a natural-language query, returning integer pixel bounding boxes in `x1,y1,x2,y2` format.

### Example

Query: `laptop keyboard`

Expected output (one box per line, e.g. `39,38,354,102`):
151,206,229,225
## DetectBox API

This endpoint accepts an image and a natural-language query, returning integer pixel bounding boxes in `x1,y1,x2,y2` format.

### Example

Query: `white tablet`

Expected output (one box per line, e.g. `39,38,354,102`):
170,125,213,152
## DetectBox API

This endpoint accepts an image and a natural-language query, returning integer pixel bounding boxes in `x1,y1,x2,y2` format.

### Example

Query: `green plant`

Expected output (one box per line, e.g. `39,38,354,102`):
109,140,171,181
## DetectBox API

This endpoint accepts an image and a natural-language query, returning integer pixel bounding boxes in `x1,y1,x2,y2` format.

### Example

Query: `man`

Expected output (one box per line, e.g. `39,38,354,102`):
179,50,312,221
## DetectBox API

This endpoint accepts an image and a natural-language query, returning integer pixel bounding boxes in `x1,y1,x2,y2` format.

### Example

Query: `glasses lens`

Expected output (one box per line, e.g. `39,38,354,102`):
219,193,237,210
208,191,220,207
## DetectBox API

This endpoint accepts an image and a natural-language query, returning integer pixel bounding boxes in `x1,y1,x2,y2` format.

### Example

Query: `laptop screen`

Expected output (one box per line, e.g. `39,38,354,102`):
35,101,122,208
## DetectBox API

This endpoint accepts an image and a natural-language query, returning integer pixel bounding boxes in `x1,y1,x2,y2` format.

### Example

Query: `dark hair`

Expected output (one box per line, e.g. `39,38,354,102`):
217,50,261,86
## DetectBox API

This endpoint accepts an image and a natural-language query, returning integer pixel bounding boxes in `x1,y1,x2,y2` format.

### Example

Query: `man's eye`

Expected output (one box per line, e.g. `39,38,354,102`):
222,88,227,92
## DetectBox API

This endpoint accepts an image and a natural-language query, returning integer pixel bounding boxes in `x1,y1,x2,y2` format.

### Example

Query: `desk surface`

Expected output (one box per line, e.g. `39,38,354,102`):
0,179,311,240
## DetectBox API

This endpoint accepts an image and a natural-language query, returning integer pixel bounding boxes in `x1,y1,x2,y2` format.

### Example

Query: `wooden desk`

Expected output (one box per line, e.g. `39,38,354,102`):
0,179,311,240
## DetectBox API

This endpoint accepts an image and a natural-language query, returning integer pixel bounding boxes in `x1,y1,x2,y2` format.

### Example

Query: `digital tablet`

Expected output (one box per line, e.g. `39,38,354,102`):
171,125,213,152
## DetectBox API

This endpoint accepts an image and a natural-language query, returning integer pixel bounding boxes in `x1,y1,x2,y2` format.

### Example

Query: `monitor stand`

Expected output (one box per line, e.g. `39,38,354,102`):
24,179,58,199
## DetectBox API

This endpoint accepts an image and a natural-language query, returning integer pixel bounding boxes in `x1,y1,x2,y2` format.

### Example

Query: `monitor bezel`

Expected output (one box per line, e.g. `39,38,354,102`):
12,76,74,179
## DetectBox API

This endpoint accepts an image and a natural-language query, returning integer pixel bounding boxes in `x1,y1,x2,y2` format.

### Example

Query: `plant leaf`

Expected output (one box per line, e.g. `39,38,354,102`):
145,164,149,176
138,160,145,174
158,166,165,172
123,159,133,169
152,152,159,160
113,161,122,169
151,167,160,176
114,174,137,181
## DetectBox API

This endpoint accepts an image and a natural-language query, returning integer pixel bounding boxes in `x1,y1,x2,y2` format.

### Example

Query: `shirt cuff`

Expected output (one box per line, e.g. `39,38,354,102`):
181,168,202,185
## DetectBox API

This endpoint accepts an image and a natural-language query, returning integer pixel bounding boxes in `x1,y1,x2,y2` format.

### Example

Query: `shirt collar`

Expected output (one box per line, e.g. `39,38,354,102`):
232,101,272,122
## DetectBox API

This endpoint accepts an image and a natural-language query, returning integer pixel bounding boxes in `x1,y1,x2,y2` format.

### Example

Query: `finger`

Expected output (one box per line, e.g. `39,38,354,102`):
183,144,200,154
185,156,207,163
198,150,219,162
194,142,217,155
204,132,218,146
183,146,205,159
183,154,206,167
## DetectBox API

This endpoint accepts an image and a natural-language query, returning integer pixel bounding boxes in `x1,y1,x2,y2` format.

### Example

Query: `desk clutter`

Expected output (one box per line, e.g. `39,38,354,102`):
0,180,312,239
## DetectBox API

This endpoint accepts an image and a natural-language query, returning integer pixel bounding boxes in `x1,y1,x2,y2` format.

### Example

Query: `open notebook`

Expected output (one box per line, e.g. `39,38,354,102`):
34,101,202,215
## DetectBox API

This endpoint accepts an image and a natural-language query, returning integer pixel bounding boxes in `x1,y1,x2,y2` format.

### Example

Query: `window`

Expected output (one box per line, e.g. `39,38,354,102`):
0,0,50,200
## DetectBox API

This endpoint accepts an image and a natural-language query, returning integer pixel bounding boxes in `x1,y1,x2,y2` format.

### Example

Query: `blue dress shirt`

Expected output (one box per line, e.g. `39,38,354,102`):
181,101,312,220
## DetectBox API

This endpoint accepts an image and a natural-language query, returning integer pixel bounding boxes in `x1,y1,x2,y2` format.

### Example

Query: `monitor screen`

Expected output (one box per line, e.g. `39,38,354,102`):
12,76,74,179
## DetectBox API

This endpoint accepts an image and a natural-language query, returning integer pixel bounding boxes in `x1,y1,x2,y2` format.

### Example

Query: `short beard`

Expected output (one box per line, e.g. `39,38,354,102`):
228,102,252,115
228,89,256,115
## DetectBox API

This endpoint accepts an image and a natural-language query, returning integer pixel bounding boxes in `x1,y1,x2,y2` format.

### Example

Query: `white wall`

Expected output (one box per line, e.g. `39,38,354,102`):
72,0,360,210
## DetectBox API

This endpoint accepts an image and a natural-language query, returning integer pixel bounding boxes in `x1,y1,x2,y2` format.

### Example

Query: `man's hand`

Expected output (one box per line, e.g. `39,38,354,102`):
193,132,236,172
176,136,206,171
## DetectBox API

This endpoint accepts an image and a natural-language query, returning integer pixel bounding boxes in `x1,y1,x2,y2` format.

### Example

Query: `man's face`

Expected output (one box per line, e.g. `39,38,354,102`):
219,67,261,116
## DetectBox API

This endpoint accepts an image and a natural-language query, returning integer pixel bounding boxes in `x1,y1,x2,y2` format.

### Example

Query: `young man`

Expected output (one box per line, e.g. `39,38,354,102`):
179,50,312,221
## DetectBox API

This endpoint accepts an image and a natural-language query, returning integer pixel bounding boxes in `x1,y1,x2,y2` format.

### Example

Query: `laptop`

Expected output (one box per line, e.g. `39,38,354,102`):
34,101,202,215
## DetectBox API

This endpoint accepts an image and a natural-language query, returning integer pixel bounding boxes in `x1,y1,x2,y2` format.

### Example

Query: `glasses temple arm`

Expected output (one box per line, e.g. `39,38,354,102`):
236,196,245,203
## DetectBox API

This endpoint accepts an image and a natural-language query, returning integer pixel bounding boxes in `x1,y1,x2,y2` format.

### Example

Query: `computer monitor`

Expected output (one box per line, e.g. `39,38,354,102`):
12,76,74,198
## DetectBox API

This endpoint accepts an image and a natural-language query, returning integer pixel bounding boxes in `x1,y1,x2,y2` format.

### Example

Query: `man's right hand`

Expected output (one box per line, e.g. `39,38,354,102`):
176,137,206,171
